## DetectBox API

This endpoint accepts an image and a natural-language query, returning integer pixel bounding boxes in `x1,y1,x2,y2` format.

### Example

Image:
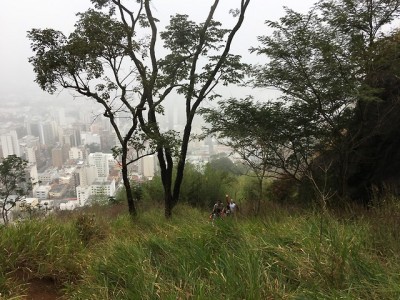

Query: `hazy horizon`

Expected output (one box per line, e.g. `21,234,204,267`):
0,0,315,108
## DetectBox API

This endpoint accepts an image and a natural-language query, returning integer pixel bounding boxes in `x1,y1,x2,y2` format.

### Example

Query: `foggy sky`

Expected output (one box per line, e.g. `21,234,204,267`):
0,0,315,105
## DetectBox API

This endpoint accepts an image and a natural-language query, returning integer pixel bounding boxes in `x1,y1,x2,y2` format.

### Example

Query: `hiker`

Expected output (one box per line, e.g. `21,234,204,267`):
224,194,231,216
211,200,223,220
229,199,238,214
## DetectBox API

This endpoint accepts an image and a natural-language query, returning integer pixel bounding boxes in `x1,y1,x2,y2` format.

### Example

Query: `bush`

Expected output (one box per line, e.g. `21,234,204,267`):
267,175,300,203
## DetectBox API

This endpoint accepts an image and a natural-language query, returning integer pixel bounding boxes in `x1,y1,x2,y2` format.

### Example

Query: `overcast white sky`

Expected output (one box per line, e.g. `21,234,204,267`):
0,0,315,105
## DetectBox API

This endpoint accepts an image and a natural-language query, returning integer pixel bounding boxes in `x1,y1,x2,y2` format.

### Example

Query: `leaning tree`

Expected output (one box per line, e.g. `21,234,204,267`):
28,0,251,217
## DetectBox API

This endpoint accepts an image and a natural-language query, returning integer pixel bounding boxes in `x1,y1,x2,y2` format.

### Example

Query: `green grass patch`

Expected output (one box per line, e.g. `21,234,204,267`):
1,203,399,299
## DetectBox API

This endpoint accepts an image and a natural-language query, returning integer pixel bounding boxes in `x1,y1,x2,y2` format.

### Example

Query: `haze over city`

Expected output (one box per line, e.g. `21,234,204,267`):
0,0,315,212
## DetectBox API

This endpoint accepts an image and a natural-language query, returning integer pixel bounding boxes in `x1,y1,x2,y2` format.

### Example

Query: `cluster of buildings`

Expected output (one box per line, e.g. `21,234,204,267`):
0,101,157,214
0,99,231,219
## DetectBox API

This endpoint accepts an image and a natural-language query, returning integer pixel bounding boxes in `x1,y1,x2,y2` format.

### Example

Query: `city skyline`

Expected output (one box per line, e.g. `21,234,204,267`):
0,0,316,213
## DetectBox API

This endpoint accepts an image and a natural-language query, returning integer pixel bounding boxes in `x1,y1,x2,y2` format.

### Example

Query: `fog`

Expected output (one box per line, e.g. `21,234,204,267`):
0,0,315,108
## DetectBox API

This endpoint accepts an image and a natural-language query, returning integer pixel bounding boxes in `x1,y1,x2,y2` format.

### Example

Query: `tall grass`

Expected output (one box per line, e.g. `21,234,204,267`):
0,216,90,298
1,203,400,299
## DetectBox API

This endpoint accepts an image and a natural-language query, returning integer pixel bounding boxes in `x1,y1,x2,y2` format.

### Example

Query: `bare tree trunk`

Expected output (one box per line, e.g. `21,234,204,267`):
157,148,175,218
121,149,136,217
164,193,174,218
256,177,263,215
171,123,192,212
1,206,7,225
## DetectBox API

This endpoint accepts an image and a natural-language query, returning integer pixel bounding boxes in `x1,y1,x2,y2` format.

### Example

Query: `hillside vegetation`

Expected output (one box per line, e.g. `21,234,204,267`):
1,202,400,299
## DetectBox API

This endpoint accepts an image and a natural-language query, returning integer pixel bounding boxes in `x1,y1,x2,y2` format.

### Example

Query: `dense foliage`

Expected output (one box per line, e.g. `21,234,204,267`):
202,0,400,207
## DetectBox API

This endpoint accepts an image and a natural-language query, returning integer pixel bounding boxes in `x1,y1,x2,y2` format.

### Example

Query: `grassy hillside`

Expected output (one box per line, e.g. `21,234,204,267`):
0,203,399,299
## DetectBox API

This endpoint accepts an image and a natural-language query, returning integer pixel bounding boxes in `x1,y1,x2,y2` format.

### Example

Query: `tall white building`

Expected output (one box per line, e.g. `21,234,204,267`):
90,179,116,198
76,185,92,206
27,163,39,192
25,146,37,164
0,130,20,158
76,164,97,186
76,179,116,207
142,155,155,179
39,121,56,146
69,147,87,160
19,138,38,164
88,152,110,179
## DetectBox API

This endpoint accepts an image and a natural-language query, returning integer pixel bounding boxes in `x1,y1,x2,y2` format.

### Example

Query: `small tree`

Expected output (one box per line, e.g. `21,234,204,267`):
0,155,31,225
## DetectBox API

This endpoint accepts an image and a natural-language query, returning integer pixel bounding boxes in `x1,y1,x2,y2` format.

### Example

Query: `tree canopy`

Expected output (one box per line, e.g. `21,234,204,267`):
28,0,251,217
203,0,400,205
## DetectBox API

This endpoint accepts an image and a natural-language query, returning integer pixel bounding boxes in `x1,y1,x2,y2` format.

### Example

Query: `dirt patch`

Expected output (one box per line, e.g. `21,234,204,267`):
10,270,64,300
25,277,63,300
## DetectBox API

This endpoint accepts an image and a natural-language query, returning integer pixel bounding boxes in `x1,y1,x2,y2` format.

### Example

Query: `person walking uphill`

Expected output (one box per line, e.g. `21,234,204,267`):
229,199,238,214
224,194,239,216
210,200,224,225
210,200,223,221
224,194,231,216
